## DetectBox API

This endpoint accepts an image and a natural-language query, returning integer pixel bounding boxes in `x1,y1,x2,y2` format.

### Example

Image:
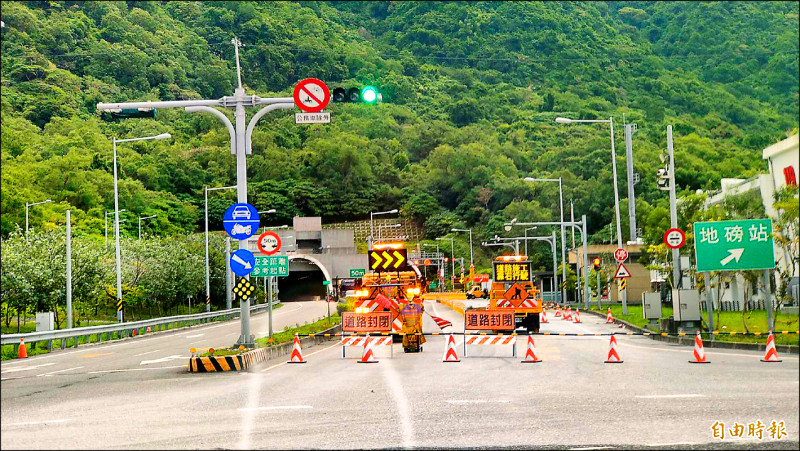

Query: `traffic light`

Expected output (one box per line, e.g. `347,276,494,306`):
331,86,382,104
657,167,670,191
593,257,601,271
101,108,156,121
443,257,449,263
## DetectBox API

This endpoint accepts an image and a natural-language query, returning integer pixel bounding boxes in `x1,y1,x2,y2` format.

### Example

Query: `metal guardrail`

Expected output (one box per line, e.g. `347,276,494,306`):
1,302,276,351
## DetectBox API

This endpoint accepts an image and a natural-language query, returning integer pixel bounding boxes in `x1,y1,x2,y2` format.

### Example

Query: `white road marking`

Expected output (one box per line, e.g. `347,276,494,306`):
134,350,161,357
185,334,205,338
569,447,614,451
1,363,56,373
237,406,312,412
260,342,340,372
0,376,24,381
446,400,511,404
646,442,697,447
382,359,414,448
140,355,186,365
36,366,84,377
623,342,799,359
88,365,186,374
1,419,71,427
635,394,705,399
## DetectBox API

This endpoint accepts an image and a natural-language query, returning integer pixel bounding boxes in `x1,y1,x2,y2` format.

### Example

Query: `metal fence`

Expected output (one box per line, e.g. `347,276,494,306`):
1,302,275,353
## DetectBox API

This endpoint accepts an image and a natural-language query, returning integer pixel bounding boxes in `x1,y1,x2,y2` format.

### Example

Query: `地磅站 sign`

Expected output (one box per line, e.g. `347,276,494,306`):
693,219,775,272
253,255,289,277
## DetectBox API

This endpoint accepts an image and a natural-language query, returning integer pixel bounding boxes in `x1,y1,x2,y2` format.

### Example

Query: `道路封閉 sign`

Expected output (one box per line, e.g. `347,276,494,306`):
464,310,515,330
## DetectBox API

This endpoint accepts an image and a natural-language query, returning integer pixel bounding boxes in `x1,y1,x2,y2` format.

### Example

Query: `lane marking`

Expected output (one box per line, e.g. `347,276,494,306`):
185,334,205,338
635,394,705,399
140,355,186,365
78,352,113,359
646,442,697,447
446,400,511,404
260,342,340,372
36,366,84,377
1,419,71,427
134,350,160,357
382,359,414,448
622,342,799,359
1,363,56,373
0,376,24,381
569,447,614,450
88,365,186,374
237,406,312,412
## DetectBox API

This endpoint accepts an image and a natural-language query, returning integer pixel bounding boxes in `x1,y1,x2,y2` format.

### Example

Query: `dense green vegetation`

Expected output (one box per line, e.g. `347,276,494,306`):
1,2,798,312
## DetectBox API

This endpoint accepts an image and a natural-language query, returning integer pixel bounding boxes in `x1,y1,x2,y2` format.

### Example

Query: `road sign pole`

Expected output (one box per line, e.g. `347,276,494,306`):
268,275,273,338
763,269,773,331
66,209,72,329
583,215,590,310
704,272,714,340
597,269,602,310
113,138,123,323
667,125,680,288
552,230,558,302
225,237,232,309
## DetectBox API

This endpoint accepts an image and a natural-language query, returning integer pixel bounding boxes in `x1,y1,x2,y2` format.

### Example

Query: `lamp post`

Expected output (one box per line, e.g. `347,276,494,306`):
450,228,473,266
369,209,398,249
377,223,401,245
113,133,171,322
524,226,537,256
204,185,237,313
436,236,455,288
524,177,566,304
105,209,126,248
138,214,157,240
25,199,52,234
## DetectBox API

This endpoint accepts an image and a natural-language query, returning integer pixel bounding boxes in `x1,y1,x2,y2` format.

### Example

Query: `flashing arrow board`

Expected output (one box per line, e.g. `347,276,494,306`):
350,268,366,278
230,249,255,277
368,249,409,272
693,219,775,272
253,255,289,277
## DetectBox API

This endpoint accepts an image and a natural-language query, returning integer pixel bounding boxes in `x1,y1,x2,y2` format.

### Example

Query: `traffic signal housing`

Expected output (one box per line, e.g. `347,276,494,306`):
657,167,670,191
331,86,382,104
593,257,601,271
101,108,156,121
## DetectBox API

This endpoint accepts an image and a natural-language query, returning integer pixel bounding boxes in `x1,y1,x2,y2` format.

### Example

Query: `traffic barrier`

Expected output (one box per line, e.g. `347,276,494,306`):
573,309,582,323
18,338,27,359
358,334,378,363
541,309,548,323
188,354,244,372
760,332,782,363
341,336,393,359
464,335,516,358
443,334,460,362
288,333,306,364
606,308,614,323
604,335,623,363
689,331,709,364
520,335,541,363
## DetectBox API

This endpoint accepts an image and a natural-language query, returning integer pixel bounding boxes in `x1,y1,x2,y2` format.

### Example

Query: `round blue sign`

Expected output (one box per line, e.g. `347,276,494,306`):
223,203,260,240
230,249,255,277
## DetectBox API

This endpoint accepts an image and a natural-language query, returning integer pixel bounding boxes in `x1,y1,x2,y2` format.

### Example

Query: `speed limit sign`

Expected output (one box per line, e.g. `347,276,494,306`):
664,228,686,249
614,248,628,262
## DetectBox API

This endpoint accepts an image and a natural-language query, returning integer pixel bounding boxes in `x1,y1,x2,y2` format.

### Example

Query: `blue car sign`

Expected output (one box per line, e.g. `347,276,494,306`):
230,249,256,277
223,203,260,240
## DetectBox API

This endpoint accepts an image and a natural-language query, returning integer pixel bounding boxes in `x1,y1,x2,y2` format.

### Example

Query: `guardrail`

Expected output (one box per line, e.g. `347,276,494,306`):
1,302,277,353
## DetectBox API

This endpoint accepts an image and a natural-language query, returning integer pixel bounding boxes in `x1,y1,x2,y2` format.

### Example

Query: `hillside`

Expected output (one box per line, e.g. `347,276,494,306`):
1,0,798,261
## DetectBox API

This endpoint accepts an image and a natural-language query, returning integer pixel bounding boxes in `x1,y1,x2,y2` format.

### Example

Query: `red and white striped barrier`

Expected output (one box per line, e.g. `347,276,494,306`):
341,335,393,359
463,335,517,358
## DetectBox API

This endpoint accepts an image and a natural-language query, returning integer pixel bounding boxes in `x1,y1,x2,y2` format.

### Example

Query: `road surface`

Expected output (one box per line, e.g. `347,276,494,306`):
1,299,797,449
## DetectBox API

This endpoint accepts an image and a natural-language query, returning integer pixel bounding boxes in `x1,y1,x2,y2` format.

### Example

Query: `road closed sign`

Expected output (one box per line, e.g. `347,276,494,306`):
693,219,775,272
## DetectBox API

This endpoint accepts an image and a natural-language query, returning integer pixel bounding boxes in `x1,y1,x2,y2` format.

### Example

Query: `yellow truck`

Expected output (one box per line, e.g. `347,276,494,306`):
482,256,542,333
465,285,489,299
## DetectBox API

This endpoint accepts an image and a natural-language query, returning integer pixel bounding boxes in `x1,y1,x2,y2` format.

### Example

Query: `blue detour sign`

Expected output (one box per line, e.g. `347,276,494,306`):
230,249,255,277
223,203,260,240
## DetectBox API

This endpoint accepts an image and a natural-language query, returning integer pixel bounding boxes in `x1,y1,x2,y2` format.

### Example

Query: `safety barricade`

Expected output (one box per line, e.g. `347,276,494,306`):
463,334,517,358
341,335,393,359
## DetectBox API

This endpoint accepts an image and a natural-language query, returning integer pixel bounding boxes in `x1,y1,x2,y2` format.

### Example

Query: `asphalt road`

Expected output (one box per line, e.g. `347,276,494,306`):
1,299,797,450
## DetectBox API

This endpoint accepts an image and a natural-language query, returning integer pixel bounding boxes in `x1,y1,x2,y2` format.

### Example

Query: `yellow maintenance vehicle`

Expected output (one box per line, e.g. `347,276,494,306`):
480,255,543,333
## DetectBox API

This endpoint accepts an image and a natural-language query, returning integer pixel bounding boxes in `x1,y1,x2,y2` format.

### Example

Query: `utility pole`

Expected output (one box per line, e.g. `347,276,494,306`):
99,37,296,347
667,125,680,288
571,200,579,306
66,210,72,329
624,123,638,243
582,215,590,310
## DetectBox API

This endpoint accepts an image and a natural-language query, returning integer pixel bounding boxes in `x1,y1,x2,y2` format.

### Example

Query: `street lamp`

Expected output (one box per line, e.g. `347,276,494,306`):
113,133,171,322
204,185,236,313
504,218,517,232
138,214,157,240
524,177,566,303
436,236,455,287
105,209,126,248
377,223,401,244
369,209,398,249
25,199,52,234
450,228,473,268
524,226,538,255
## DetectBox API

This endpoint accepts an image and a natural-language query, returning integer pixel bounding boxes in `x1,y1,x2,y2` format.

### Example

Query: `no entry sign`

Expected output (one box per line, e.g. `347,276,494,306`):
664,228,686,249
293,78,330,113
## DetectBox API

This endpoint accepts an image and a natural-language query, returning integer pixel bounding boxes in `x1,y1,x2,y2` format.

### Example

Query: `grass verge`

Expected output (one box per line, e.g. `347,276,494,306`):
254,313,341,348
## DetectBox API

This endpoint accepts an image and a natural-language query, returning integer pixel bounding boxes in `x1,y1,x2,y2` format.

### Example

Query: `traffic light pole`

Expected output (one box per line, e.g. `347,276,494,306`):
99,39,297,347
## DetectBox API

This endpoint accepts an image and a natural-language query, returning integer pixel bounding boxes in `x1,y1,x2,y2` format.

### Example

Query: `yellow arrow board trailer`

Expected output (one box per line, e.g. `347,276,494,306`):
483,256,543,333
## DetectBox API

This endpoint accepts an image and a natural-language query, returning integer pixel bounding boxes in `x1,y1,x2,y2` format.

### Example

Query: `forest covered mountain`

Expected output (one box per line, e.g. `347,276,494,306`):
1,1,798,249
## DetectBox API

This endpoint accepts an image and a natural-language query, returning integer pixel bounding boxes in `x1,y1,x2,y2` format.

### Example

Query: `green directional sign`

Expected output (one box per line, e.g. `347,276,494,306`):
349,268,366,278
693,219,775,272
253,255,289,277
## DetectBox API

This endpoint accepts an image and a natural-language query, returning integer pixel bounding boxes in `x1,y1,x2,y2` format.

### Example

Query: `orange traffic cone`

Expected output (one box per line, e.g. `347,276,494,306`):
604,335,623,363
443,334,460,362
689,331,709,364
606,308,614,323
18,338,28,359
564,308,573,321
521,335,542,363
132,329,137,337
146,326,152,334
554,306,562,318
541,309,548,323
573,309,582,323
760,332,782,363
287,333,306,363
359,334,378,363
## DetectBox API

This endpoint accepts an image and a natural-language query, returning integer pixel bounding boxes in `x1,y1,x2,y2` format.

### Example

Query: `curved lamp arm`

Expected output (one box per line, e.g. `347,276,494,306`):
185,106,236,155
246,103,295,154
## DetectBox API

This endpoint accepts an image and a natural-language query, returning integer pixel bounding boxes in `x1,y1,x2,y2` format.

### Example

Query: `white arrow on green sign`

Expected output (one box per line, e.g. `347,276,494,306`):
693,219,775,272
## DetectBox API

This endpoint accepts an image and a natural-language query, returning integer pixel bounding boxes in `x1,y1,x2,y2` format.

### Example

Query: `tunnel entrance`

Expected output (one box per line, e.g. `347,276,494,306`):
277,256,329,302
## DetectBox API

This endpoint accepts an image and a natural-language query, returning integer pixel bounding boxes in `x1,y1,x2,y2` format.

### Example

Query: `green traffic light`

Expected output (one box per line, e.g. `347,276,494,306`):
361,86,378,103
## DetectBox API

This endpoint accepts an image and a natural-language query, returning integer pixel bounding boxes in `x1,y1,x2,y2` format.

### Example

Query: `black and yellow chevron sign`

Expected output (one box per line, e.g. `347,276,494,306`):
116,299,123,312
233,278,255,302
368,248,409,272
618,279,626,291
